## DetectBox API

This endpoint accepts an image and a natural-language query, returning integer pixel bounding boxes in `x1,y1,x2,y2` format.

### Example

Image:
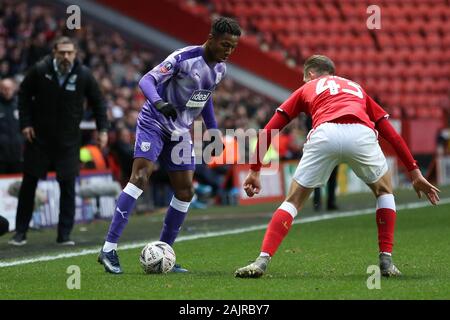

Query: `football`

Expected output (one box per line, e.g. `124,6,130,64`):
139,241,176,274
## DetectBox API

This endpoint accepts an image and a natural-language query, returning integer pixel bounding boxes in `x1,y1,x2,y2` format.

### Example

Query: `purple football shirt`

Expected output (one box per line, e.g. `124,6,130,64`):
138,45,225,136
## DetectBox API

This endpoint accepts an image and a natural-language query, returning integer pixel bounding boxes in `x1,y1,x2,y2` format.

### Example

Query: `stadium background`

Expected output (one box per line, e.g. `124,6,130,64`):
0,0,449,301
1,0,449,227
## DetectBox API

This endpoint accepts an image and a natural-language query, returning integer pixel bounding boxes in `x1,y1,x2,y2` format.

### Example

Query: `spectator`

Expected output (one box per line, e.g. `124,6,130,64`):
436,126,450,156
0,78,22,174
111,126,134,184
8,36,109,246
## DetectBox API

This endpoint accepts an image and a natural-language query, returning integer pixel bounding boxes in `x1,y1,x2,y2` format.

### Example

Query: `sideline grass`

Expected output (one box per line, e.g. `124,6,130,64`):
1,203,449,299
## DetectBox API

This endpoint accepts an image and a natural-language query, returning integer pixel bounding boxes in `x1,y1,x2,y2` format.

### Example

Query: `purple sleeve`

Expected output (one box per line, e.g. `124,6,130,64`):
138,74,162,105
201,98,217,129
139,51,180,104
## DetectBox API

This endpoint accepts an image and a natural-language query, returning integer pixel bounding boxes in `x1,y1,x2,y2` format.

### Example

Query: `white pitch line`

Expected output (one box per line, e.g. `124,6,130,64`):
1,198,449,268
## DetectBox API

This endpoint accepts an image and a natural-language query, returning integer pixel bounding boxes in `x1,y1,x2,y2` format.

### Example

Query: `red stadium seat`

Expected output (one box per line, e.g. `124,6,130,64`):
202,0,448,121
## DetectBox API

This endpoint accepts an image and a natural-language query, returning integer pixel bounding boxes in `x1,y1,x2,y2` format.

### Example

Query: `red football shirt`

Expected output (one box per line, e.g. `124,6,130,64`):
278,75,387,129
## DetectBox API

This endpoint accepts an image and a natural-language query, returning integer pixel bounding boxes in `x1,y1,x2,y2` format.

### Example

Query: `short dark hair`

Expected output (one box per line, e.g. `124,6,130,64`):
304,55,335,76
53,36,78,50
211,17,241,37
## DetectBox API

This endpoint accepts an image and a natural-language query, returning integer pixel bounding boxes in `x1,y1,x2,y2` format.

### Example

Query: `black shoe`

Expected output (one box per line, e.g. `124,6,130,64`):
8,232,27,246
313,202,322,212
57,238,76,246
379,253,402,277
57,235,75,245
98,249,123,274
327,203,339,211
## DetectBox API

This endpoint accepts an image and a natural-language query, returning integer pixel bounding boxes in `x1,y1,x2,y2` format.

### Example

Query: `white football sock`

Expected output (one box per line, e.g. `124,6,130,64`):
103,241,118,252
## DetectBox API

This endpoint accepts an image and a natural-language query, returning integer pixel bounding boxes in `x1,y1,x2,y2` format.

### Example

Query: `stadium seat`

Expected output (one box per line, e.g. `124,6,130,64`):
206,0,448,117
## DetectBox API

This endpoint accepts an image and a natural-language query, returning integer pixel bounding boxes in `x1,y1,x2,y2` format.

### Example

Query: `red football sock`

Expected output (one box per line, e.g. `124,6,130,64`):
376,208,396,253
261,209,294,256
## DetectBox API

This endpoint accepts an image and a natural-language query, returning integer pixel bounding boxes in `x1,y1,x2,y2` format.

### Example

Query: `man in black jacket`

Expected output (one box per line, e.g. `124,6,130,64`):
0,78,22,174
9,37,109,246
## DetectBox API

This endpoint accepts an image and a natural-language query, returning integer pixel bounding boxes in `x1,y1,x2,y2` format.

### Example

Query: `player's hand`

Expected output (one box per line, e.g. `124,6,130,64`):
243,170,261,197
409,169,440,205
155,101,177,121
22,126,35,143
97,131,108,149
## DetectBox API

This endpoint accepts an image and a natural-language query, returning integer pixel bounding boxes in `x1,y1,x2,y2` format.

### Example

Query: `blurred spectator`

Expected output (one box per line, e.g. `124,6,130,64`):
194,162,224,199
0,78,22,174
277,122,304,161
111,126,134,184
150,163,172,207
80,143,108,170
0,214,9,236
436,127,450,155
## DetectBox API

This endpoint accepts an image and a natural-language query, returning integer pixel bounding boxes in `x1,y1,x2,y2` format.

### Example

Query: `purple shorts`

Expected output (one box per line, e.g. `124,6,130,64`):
134,119,195,171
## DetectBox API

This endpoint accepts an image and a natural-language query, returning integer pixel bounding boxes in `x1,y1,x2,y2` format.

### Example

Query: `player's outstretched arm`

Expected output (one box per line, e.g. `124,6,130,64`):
376,118,440,205
244,109,291,197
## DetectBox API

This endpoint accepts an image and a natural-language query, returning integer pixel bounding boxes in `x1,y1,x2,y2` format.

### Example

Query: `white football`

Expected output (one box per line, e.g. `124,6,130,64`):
139,241,176,274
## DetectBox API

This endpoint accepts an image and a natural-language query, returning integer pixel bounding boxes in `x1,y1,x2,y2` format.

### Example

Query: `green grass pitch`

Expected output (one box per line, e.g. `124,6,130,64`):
1,202,449,300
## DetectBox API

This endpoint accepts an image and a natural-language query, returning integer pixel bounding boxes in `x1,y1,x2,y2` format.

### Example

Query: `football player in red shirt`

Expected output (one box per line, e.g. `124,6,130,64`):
235,55,440,278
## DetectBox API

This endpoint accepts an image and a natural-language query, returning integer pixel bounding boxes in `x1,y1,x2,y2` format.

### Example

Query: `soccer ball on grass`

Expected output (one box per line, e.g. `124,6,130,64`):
139,241,176,274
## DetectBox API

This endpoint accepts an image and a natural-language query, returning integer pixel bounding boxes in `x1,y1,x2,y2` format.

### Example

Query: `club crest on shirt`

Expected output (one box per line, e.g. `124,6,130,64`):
140,141,151,152
160,61,173,73
186,90,212,108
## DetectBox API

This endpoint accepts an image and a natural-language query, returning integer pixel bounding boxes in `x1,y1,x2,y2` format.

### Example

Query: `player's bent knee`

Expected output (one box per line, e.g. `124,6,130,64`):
372,184,393,198
369,177,393,198
285,182,313,211
129,173,149,190
175,187,195,202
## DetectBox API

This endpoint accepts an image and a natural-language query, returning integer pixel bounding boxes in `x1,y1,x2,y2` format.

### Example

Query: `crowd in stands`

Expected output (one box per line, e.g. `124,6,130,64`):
0,0,307,208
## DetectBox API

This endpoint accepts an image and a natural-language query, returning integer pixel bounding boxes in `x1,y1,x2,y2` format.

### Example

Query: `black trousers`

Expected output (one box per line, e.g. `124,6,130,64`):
0,161,22,174
0,215,9,236
15,173,76,241
314,166,338,208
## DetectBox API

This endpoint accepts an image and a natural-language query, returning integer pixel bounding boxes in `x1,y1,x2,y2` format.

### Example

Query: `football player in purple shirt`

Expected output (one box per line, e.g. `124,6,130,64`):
98,17,241,274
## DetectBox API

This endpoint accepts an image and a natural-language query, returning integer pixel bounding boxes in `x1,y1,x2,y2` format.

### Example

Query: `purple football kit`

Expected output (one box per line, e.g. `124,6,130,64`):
135,45,224,171
102,46,225,257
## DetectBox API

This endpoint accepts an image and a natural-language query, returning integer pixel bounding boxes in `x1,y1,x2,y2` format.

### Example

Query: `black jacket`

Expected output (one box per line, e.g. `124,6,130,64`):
0,96,22,162
18,55,109,179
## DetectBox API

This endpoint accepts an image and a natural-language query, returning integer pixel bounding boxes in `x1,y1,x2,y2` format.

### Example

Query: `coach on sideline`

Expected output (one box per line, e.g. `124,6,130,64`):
8,36,109,246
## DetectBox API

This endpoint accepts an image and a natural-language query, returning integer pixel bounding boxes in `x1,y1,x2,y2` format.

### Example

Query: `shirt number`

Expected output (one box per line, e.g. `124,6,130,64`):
316,78,363,99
